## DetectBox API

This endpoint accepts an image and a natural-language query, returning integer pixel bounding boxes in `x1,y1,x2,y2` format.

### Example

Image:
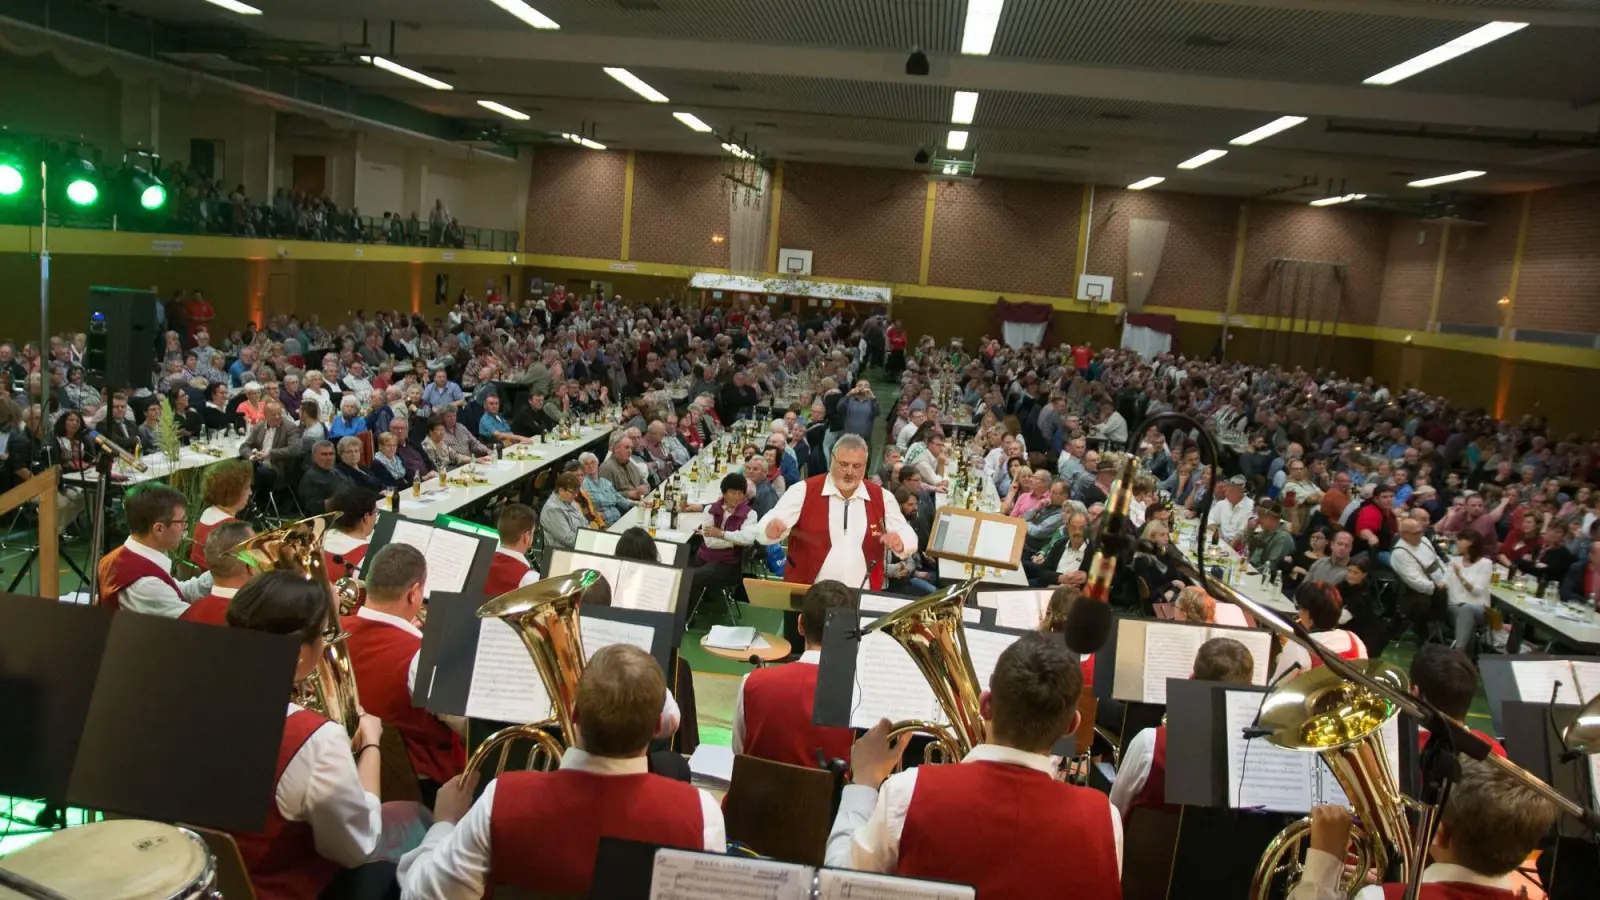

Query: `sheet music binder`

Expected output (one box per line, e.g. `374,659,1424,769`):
366,511,499,601
0,594,300,833
547,547,694,638
573,527,689,567
1479,654,1600,736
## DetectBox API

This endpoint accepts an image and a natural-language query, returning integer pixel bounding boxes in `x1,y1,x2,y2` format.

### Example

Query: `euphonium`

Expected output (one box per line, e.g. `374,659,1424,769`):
864,579,986,764
465,571,597,776
229,513,363,741
1249,660,1418,900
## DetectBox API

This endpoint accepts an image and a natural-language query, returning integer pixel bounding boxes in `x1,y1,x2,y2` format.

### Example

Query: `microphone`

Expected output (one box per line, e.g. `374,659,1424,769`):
859,559,879,591
1241,662,1303,739
1073,455,1140,654
88,430,147,472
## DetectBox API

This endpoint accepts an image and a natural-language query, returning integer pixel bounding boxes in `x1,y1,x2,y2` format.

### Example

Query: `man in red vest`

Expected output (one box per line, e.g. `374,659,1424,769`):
1293,758,1556,900
757,434,917,591
97,484,214,615
732,580,857,767
399,644,724,897
1409,645,1507,759
341,544,466,806
482,503,540,597
826,632,1123,899
1109,636,1255,821
224,570,392,900
179,521,257,626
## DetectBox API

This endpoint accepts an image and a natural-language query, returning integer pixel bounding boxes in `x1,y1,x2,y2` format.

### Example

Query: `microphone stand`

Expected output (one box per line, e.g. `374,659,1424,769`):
84,450,117,607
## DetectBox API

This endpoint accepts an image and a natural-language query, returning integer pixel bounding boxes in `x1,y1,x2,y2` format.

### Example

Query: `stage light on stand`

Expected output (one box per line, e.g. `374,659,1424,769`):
55,156,101,208
0,159,23,197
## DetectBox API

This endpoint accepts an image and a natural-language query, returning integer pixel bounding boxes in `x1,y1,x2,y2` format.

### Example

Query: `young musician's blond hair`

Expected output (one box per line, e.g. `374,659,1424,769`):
574,644,664,757
1191,637,1254,684
1441,758,1557,877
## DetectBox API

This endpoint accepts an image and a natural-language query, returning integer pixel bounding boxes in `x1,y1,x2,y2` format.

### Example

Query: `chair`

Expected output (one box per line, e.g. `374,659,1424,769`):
187,825,257,900
461,400,485,438
357,430,375,467
378,724,422,803
1121,807,1182,900
722,754,838,866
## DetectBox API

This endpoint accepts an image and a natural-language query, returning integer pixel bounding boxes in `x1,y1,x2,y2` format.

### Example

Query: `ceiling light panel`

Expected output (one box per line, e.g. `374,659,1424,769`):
1364,22,1526,86
360,56,453,91
946,130,969,151
1128,176,1164,190
603,67,669,102
1407,170,1486,187
1176,149,1227,170
200,0,262,14
672,112,713,132
951,91,979,125
486,0,560,29
961,0,1006,56
477,100,530,121
1229,116,1307,146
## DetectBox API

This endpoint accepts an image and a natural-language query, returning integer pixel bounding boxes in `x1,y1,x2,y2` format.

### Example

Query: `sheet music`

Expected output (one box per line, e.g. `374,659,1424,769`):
972,519,1018,564
817,869,977,900
1208,627,1273,687
614,561,679,613
423,527,479,595
852,616,941,729
964,627,1022,693
389,519,436,555
581,616,656,658
988,590,1053,630
465,619,550,723
550,550,625,591
1510,660,1585,706
574,530,619,555
648,848,811,900
1590,752,1600,810
1570,661,1600,702
858,593,979,623
1224,689,1315,813
1142,624,1209,705
1315,715,1400,808
933,513,975,556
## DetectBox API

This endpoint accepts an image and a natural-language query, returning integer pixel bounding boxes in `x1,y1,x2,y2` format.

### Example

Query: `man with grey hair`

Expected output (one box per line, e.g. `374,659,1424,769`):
297,439,352,513
758,433,917,590
744,456,778,518
598,436,649,501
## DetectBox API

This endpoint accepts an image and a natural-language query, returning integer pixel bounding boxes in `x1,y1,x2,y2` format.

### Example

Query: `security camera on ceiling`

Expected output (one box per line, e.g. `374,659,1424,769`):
906,47,930,77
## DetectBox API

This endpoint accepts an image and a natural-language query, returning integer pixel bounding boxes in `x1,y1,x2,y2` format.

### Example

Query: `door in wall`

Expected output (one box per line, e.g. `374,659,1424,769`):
1398,347,1424,391
292,155,328,197
190,139,224,182
267,271,293,321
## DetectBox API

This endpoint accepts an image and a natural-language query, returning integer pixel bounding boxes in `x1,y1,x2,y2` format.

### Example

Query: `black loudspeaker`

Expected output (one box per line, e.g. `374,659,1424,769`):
86,287,159,392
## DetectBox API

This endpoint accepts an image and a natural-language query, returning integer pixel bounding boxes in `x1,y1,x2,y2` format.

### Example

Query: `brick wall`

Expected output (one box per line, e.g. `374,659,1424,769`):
1375,220,1438,331
1240,204,1391,326
1439,194,1520,329
630,151,730,269
775,162,924,284
1515,181,1600,334
1083,188,1238,311
926,177,1081,296
524,147,626,259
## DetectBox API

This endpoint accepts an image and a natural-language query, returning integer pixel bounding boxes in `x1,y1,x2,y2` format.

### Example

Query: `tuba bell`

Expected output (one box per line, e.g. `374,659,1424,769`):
464,570,597,776
864,578,987,764
1249,660,1420,900
229,513,363,740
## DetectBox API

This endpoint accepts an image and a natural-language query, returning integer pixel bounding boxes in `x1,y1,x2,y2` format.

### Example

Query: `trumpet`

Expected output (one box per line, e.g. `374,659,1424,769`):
863,579,987,765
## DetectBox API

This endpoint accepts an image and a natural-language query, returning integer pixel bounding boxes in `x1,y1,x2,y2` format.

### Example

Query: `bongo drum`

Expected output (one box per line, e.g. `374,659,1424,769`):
0,819,217,900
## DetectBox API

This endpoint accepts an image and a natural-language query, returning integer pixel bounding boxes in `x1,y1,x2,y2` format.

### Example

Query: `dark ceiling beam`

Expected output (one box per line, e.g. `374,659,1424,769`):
1186,0,1600,29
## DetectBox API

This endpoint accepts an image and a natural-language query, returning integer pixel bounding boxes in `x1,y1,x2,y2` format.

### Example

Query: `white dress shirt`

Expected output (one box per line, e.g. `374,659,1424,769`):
117,538,212,617
277,702,382,867
1271,629,1367,683
1108,727,1157,820
396,748,724,899
1391,538,1445,595
198,505,234,528
896,422,918,450
494,547,542,588
756,477,919,589
324,529,371,564
702,506,760,552
824,744,1122,874
1093,411,1128,445
1445,557,1492,609
1212,603,1250,628
1211,495,1255,543
731,649,820,755
1289,850,1512,900
303,387,334,423
1056,539,1089,576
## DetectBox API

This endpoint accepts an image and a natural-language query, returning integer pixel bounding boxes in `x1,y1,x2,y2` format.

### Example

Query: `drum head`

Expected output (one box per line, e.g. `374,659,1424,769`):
0,820,208,900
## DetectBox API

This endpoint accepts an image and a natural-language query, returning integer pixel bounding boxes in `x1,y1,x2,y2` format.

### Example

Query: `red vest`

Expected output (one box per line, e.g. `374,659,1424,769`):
1381,884,1518,900
741,661,853,768
1308,632,1367,669
1081,654,1095,689
230,710,341,900
483,551,532,598
188,512,239,571
180,593,232,626
1129,726,1177,817
898,761,1121,900
785,476,887,590
340,614,465,784
488,769,704,895
1418,727,1507,759
97,545,182,612
323,546,369,584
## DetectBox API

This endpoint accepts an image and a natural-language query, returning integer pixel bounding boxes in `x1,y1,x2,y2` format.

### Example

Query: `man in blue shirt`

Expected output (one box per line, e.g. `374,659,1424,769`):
477,392,529,446
422,368,464,412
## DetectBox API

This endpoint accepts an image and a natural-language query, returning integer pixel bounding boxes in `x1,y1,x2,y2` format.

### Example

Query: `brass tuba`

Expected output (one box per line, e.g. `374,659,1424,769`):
1249,660,1419,900
464,570,598,776
864,579,987,764
229,513,363,740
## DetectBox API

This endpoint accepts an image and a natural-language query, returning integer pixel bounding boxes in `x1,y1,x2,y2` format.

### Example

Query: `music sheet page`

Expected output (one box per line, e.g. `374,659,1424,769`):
389,519,436,555
963,628,1022,695
1207,627,1273,687
933,514,975,556
648,848,812,900
551,551,624,591
1510,660,1584,706
817,869,977,900
852,617,941,729
1142,624,1209,705
423,527,480,595
464,619,551,723
613,562,679,613
1315,715,1400,808
989,590,1053,630
972,519,1019,565
1569,661,1600,703
859,593,909,616
581,616,657,658
1224,690,1314,813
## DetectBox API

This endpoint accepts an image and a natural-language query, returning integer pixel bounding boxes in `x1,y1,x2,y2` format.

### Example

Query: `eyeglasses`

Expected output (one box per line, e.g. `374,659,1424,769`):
160,518,188,529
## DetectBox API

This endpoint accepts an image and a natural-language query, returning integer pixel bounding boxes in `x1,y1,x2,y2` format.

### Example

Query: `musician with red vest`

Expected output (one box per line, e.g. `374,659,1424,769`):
757,434,917,591
732,580,857,767
482,503,541,597
1271,581,1368,683
179,521,257,626
826,632,1123,899
188,459,253,572
224,570,395,900
397,644,724,898
1409,645,1507,759
97,485,215,616
341,543,466,805
1291,758,1556,900
1110,636,1256,821
324,487,379,584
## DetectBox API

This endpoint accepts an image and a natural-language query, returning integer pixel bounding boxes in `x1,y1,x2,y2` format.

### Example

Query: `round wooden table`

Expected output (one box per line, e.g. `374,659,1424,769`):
699,631,791,664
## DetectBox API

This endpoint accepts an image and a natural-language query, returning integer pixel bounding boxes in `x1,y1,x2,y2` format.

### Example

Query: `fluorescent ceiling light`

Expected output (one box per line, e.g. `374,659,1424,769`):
1309,193,1367,207
946,130,969,151
603,67,669,103
200,0,263,13
1364,22,1526,86
1407,170,1486,187
486,0,560,29
561,133,607,151
721,142,754,160
1230,115,1308,146
961,0,1006,55
672,112,713,132
1127,176,1164,191
477,100,530,121
359,56,453,91
951,91,979,125
1177,149,1228,170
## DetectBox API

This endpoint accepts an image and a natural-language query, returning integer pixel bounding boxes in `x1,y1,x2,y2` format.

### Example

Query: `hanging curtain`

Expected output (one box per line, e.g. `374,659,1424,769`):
1126,218,1171,313
996,297,1051,349
1120,313,1179,360
726,167,770,275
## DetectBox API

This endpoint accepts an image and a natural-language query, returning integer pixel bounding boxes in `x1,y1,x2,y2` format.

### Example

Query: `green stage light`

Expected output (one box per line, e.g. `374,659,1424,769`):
139,183,167,210
66,177,99,206
0,162,22,197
